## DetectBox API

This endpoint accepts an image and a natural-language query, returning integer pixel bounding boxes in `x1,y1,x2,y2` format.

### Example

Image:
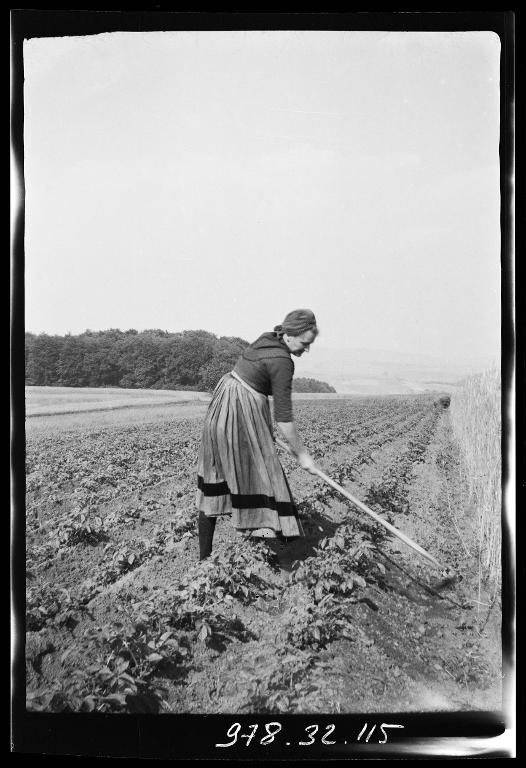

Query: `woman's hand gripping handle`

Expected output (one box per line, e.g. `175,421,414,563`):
275,427,319,476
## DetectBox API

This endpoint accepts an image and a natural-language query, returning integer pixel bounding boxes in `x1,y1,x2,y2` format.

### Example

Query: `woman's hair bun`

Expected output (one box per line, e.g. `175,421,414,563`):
277,309,318,338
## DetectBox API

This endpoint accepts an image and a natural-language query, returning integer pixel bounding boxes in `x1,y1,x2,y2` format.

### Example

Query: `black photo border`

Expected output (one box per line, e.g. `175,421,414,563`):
11,9,517,760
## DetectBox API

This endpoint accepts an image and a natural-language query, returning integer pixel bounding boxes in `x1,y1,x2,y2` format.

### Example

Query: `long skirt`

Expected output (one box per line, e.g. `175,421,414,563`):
195,372,304,539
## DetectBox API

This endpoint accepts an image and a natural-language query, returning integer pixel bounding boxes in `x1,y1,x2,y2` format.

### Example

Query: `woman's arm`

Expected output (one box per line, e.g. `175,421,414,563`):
276,420,318,474
267,355,317,473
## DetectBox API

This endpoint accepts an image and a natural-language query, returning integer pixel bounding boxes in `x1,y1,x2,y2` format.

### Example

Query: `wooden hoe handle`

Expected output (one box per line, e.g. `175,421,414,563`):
275,436,443,570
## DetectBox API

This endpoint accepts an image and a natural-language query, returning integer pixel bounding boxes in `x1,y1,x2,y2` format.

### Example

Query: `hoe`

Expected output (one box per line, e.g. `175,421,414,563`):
275,437,457,592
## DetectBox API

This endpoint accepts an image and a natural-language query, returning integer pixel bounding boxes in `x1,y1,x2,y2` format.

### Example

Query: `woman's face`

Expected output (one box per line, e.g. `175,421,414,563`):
283,329,317,357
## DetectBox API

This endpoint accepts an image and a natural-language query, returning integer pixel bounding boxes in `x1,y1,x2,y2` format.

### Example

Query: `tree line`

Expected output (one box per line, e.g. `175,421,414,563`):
293,377,336,394
25,329,336,393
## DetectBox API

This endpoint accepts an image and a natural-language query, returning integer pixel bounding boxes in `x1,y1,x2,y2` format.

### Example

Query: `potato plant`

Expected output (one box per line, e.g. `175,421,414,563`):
58,508,109,546
26,584,83,631
177,539,278,608
236,648,320,713
283,594,356,651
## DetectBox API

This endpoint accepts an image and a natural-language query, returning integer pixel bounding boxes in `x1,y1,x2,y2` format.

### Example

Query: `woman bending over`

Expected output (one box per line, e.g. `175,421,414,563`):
196,308,319,560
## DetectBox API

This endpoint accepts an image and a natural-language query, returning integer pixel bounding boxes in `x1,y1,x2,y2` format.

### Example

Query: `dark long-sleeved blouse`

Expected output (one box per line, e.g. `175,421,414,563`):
233,332,295,422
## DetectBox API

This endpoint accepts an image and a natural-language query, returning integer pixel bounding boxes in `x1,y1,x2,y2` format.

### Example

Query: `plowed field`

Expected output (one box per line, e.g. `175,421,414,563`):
24,392,501,714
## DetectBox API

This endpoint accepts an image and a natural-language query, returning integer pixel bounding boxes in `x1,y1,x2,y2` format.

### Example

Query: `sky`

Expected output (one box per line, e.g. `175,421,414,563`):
22,30,501,363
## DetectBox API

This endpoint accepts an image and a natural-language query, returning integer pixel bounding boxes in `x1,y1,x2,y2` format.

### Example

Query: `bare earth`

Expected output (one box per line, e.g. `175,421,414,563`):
24,389,502,715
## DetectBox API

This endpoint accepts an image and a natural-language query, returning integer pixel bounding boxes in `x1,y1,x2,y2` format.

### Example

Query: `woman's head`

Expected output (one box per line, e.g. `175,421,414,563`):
274,309,318,357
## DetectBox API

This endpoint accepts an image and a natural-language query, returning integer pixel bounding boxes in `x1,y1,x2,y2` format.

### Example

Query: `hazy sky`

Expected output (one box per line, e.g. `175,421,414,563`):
23,30,501,362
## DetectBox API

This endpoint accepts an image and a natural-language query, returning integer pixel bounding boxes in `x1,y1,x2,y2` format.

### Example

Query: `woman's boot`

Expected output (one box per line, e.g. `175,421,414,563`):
198,510,217,560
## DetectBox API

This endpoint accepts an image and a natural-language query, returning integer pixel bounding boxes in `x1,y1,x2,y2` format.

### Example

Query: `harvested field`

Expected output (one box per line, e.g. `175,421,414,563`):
26,386,211,417
24,388,502,716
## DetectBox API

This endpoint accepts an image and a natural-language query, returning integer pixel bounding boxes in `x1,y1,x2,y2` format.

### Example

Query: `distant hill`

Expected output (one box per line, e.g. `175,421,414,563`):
296,346,496,395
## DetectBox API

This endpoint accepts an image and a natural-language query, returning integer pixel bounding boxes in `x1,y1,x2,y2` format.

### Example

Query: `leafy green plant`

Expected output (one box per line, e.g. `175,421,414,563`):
283,594,355,651
27,684,76,713
110,547,145,574
235,647,341,713
35,615,183,713
67,655,165,713
290,526,373,601
170,603,253,649
57,508,108,546
237,648,319,713
26,584,83,631
104,624,188,679
177,540,276,607
98,538,158,583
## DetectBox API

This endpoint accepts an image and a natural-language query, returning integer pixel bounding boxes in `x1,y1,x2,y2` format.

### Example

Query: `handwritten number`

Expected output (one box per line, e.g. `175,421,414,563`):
260,722,282,746
216,719,403,749
299,724,318,745
216,722,241,748
321,724,336,745
241,724,258,746
357,722,368,741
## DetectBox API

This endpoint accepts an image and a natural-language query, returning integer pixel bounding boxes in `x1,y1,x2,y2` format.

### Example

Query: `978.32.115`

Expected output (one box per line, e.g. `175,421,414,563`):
216,721,404,748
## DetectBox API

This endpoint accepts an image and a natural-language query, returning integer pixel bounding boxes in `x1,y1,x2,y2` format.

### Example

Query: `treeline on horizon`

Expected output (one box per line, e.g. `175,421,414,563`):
25,329,336,393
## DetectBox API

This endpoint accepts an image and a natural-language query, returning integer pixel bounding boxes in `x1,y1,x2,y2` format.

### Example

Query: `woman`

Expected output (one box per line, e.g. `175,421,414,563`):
196,309,319,560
